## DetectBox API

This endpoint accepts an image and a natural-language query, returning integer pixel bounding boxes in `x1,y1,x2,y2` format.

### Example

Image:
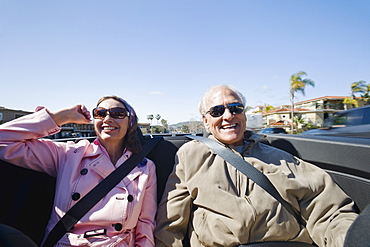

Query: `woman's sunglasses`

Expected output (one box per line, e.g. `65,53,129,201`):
206,103,244,118
92,107,128,119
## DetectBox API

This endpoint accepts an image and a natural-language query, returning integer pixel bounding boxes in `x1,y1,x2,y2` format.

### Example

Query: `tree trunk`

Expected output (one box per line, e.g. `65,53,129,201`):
290,90,294,134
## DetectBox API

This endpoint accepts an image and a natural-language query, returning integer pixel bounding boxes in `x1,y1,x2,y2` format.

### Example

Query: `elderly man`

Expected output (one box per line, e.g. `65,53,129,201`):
155,84,358,247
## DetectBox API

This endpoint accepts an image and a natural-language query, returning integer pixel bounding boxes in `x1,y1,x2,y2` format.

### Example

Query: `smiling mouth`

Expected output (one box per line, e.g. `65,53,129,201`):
221,124,237,130
102,127,117,130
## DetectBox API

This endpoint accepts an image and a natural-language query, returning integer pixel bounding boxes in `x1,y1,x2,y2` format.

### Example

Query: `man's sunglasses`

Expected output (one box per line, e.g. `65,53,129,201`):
92,107,128,119
206,103,244,118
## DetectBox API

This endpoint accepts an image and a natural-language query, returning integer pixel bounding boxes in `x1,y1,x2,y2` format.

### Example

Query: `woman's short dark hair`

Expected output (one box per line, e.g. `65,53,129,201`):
96,96,142,154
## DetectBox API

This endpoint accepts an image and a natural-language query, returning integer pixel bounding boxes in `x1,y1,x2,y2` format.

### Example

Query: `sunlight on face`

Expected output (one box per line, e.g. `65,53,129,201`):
94,98,129,149
203,88,246,146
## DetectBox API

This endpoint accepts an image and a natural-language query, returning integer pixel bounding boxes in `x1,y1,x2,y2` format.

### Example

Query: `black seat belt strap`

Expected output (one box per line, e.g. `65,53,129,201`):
42,136,163,247
187,135,305,227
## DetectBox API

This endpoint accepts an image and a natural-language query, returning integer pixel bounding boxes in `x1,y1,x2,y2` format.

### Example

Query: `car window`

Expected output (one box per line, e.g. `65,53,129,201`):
333,110,362,126
346,109,364,126
332,113,347,126
363,107,370,124
275,129,285,133
332,107,370,126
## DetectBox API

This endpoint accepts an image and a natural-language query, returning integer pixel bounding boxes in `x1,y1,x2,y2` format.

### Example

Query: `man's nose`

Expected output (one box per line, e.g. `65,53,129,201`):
222,108,234,120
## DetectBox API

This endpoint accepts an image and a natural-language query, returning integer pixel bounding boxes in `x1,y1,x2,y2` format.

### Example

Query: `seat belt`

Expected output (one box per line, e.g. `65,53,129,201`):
187,135,305,227
42,136,163,247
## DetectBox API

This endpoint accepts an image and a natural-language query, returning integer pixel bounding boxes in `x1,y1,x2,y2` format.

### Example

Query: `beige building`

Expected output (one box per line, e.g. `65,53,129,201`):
0,107,32,124
262,96,365,130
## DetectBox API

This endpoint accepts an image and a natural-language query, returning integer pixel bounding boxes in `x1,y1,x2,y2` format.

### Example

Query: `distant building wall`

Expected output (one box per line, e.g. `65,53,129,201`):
139,123,151,134
0,107,32,123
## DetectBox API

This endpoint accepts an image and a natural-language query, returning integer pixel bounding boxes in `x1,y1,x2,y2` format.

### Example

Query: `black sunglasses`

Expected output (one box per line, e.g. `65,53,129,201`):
206,103,244,118
92,107,128,119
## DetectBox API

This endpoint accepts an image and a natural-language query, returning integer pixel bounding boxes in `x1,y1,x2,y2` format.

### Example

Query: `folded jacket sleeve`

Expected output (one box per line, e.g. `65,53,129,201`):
0,108,66,176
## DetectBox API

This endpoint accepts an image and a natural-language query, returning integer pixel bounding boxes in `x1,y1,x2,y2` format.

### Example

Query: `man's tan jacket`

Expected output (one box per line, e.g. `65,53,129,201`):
155,131,358,247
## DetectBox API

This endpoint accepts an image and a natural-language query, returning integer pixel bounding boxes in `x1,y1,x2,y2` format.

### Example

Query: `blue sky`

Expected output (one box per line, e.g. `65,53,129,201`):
1,0,369,124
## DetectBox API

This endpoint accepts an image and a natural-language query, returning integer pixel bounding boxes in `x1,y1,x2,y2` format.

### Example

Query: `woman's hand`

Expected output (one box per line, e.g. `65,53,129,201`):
48,105,91,126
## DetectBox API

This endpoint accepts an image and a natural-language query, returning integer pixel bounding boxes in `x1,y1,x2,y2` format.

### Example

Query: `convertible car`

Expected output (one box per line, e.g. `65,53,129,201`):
0,132,369,246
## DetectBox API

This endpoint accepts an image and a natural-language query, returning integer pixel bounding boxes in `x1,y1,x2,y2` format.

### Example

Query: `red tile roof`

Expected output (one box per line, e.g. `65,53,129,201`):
266,108,309,114
295,96,355,104
269,121,288,126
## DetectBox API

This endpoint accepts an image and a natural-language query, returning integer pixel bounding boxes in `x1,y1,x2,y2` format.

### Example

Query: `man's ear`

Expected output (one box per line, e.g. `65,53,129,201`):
202,115,210,129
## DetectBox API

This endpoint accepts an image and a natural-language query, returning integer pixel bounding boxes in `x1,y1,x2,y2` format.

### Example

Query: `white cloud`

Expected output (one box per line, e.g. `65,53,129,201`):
148,91,165,95
259,85,271,92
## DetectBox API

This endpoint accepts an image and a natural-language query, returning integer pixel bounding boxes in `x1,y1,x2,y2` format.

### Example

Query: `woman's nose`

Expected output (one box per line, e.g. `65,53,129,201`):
103,112,113,121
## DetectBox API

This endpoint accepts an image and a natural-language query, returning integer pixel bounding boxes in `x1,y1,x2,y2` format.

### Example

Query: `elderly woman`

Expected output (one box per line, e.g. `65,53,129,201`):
0,96,157,246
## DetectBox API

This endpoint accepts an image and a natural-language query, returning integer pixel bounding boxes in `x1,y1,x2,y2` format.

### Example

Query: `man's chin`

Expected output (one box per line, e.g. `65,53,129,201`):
215,133,243,145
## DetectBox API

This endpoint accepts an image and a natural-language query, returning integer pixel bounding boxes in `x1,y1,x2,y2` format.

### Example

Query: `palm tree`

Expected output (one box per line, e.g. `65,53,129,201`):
147,114,154,124
343,97,359,108
343,81,367,108
155,114,161,124
290,71,315,133
293,115,305,132
350,80,367,98
251,104,274,114
362,83,370,105
161,119,168,133
263,104,275,114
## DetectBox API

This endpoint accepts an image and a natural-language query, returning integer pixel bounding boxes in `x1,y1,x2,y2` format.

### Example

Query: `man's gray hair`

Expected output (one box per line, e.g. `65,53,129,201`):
198,84,246,116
